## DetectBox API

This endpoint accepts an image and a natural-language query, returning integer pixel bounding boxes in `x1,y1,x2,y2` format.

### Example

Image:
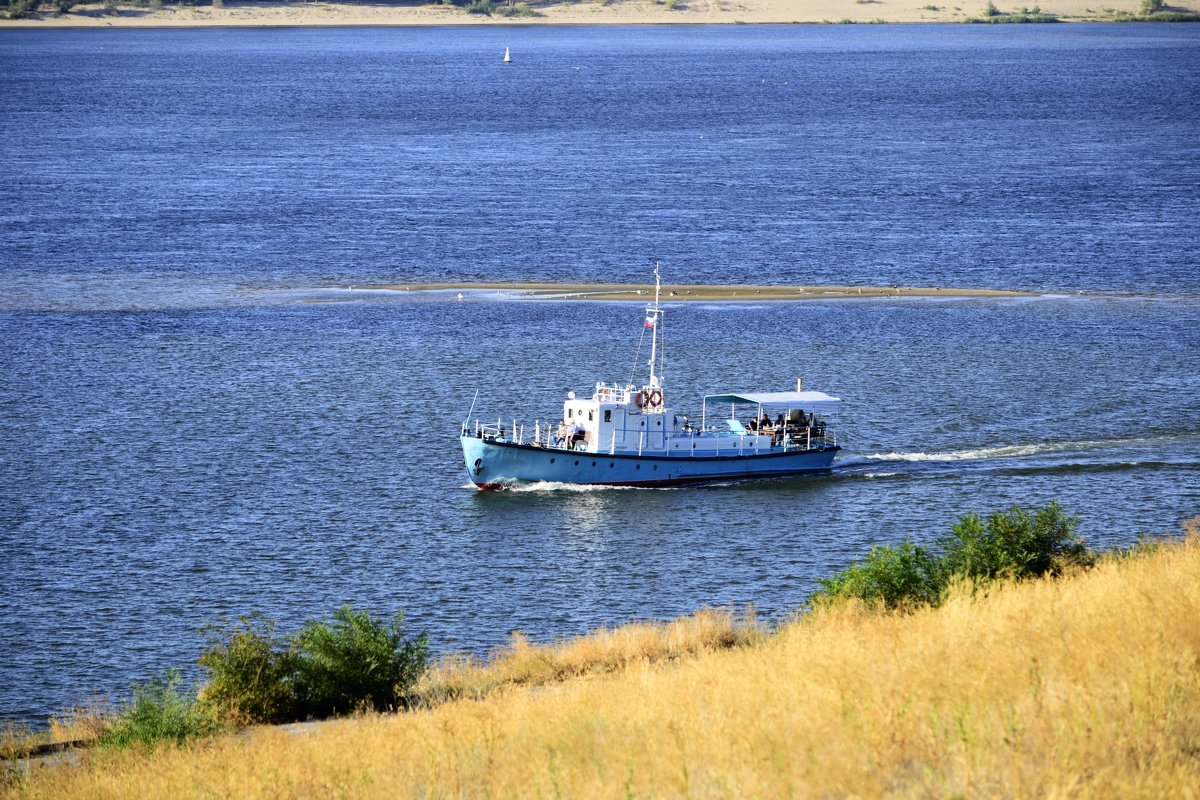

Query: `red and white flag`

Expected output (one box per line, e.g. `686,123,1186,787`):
644,314,657,328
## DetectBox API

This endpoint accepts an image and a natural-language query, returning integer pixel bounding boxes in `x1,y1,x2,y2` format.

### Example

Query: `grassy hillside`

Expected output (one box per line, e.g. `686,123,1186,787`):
6,522,1199,798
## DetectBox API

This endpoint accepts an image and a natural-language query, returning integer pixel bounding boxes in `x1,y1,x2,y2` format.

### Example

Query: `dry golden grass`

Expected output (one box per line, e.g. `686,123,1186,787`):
414,606,763,705
0,703,111,760
8,525,1199,799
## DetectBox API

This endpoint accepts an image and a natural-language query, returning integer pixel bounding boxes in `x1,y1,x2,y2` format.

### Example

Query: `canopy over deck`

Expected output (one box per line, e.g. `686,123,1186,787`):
703,391,841,413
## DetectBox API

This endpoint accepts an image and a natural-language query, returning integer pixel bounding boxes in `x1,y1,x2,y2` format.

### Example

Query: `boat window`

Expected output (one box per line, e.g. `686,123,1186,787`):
604,410,612,423
588,411,594,421
567,409,573,418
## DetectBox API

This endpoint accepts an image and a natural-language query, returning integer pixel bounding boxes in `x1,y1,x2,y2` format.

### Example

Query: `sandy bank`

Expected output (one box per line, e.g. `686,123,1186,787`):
0,0,1155,28
373,281,1035,301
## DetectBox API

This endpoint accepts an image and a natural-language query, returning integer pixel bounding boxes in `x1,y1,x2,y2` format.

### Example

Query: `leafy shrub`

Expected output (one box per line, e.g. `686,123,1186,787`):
5,0,40,18
196,606,428,724
464,0,494,13
813,540,943,610
495,2,537,14
293,606,429,718
198,614,298,725
811,502,1094,612
1141,0,1163,11
100,670,220,750
53,0,73,13
938,501,1091,582
983,0,999,13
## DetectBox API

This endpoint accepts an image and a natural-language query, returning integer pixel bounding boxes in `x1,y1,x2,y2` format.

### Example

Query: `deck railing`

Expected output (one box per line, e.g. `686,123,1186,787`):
465,418,837,454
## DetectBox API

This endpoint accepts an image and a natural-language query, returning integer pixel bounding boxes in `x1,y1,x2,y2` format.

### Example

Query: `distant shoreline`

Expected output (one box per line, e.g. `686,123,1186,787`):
368,281,1036,301
0,0,1179,29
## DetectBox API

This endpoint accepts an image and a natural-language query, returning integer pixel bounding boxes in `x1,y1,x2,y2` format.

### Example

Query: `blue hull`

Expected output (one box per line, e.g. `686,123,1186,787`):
461,435,839,489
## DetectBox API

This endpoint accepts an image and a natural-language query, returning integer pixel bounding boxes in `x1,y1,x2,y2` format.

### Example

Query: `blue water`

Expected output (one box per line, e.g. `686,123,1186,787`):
1,24,1199,724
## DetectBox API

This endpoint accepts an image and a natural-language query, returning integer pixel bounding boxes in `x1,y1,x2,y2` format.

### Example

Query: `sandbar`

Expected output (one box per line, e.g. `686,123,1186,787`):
0,0,1156,28
372,281,1035,301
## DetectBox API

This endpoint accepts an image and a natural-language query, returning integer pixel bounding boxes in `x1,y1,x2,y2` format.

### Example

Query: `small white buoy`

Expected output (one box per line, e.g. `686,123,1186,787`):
457,292,464,301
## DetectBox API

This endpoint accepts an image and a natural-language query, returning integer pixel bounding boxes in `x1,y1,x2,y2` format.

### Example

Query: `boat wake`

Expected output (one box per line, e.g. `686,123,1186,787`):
846,433,1199,466
835,432,1200,480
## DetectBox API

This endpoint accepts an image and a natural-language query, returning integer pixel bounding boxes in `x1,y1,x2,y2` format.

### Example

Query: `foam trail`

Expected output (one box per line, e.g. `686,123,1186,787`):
856,433,1198,465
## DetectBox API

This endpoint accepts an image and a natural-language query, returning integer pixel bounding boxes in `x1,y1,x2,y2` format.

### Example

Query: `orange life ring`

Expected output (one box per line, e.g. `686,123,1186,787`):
635,391,648,408
648,390,663,408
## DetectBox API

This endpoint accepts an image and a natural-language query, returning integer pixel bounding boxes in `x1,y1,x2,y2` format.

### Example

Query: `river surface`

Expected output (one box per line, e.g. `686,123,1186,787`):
1,24,1198,724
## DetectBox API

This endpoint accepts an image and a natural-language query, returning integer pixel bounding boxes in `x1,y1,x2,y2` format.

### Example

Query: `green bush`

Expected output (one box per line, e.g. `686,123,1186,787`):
293,606,429,718
811,502,1094,612
198,614,298,725
813,540,943,610
101,670,221,750
939,501,1091,582
495,2,537,15
5,0,40,18
464,0,494,13
196,606,428,724
1140,0,1164,11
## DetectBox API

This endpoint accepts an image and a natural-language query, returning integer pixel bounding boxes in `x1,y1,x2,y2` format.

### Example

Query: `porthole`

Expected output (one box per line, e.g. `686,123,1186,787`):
610,463,615,468
636,464,641,470
549,458,555,464
574,460,580,466
591,461,596,467
653,465,658,471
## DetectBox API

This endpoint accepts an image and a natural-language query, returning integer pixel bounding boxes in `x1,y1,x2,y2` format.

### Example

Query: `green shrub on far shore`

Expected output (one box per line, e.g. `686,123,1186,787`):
496,2,538,15
811,501,1094,611
1113,7,1200,18
100,670,221,750
5,0,40,18
968,0,1059,19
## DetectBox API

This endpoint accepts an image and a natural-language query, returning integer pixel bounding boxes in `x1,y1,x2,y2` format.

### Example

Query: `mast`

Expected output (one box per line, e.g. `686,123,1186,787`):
647,262,662,389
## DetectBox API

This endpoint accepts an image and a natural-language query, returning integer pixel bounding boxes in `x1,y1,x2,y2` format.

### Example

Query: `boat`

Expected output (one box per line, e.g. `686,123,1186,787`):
459,267,842,489
503,47,512,64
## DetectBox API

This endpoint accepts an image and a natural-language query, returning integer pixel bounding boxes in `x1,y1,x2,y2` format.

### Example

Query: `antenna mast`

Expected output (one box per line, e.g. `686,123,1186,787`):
648,262,662,389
